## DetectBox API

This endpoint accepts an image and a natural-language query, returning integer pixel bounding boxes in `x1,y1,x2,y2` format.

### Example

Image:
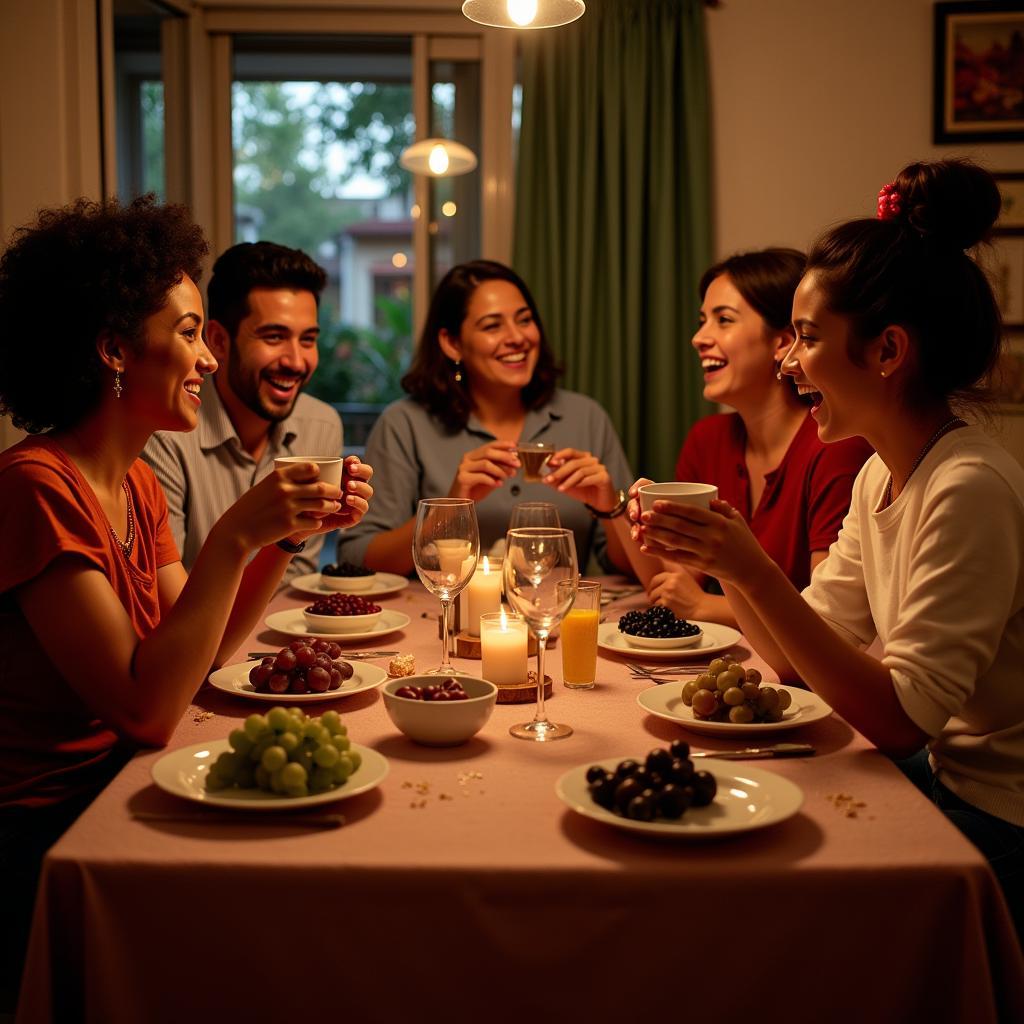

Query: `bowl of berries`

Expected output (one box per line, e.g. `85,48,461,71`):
382,674,498,746
320,561,378,593
303,594,383,634
618,606,703,649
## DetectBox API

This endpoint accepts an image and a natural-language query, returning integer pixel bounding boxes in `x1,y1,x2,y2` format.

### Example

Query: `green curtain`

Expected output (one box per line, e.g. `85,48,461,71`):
514,0,713,481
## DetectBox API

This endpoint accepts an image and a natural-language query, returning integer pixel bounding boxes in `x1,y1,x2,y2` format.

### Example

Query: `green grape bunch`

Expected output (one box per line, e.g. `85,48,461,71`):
681,657,793,724
204,707,361,799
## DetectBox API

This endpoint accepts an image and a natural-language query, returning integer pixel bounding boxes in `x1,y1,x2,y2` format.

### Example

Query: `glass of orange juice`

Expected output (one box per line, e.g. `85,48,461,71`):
558,579,601,689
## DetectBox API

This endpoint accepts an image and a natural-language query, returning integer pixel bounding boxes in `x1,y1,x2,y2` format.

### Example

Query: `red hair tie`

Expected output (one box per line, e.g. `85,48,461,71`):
877,182,902,220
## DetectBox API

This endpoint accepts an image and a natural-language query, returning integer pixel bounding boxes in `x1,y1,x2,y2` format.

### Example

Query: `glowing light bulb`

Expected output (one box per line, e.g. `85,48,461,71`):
507,0,538,26
392,252,408,269
441,201,457,217
428,144,450,175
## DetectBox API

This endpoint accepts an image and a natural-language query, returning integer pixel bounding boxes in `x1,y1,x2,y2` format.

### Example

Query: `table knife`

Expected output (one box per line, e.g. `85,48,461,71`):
133,811,346,829
691,743,814,760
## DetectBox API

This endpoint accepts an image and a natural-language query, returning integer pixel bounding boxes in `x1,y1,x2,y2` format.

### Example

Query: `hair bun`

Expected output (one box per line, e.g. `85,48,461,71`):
892,159,1001,251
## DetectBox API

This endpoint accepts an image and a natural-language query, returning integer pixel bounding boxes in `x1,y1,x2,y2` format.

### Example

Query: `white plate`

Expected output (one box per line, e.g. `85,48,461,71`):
208,661,388,703
598,620,742,661
637,682,833,735
265,608,411,641
556,757,803,838
289,571,410,599
151,739,389,810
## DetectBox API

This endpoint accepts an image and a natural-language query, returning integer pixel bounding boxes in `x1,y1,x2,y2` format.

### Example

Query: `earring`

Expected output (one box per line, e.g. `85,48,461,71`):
880,371,886,378
774,361,783,382
453,360,463,384
114,370,123,399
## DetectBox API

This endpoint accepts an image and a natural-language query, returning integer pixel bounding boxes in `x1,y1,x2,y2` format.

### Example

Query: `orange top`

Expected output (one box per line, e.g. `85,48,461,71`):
0,436,180,807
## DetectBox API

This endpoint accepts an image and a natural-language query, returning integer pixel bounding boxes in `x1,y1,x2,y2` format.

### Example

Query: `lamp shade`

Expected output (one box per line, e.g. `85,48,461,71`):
399,138,478,177
462,0,585,29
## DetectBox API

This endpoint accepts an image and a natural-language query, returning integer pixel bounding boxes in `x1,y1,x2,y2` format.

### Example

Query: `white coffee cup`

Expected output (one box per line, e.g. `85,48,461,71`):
638,482,718,514
274,456,344,488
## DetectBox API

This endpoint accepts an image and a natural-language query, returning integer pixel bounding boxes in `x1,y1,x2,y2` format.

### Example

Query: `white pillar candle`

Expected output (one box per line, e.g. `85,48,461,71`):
464,556,504,636
480,611,528,685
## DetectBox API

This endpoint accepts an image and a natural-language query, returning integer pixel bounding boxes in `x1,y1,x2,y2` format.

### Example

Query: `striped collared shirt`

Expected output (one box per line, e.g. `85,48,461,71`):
142,379,342,585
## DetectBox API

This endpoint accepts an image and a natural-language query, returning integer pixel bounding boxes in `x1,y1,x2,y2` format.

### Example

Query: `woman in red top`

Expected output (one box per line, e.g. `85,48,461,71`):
634,249,871,627
0,196,373,1003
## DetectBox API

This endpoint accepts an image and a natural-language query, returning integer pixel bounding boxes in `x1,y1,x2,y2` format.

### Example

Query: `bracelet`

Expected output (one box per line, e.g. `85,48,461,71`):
585,489,629,520
276,537,307,554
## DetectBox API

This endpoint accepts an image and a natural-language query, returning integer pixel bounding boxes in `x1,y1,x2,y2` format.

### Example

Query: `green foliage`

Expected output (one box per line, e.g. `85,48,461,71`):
306,292,413,407
140,81,165,199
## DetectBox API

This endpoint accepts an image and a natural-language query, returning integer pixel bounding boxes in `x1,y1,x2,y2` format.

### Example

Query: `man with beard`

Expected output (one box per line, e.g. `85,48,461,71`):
143,241,343,585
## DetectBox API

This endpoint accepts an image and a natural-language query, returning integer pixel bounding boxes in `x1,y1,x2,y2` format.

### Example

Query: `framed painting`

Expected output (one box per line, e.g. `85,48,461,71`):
993,338,1024,411
934,2,1024,143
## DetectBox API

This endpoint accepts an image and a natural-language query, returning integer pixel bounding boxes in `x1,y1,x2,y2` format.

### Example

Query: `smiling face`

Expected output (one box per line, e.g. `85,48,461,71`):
784,271,874,442
215,287,320,423
440,279,541,395
123,275,216,432
691,274,784,405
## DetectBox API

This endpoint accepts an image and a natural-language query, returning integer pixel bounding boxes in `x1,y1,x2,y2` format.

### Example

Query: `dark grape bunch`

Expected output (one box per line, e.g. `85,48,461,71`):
394,677,470,701
683,656,793,723
618,605,702,639
322,561,375,578
306,594,382,616
248,640,355,695
586,741,716,822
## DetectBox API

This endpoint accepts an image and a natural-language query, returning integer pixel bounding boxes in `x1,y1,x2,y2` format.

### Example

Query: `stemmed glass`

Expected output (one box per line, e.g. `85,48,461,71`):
413,498,480,674
503,527,578,741
509,502,561,530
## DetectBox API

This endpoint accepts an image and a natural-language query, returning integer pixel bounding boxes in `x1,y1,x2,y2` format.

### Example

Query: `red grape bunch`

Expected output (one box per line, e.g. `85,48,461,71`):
394,677,470,701
306,594,381,616
248,640,355,695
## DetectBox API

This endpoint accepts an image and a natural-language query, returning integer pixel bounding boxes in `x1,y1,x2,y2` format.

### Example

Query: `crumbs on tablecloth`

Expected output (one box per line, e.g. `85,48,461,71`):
403,773,484,807
189,706,215,724
826,793,870,819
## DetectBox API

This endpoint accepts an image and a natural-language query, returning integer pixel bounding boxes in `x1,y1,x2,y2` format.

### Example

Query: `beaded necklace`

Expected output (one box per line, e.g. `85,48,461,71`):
882,416,966,508
110,479,136,560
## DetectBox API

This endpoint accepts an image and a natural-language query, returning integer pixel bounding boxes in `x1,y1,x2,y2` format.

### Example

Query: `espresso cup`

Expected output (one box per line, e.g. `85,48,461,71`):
638,482,718,514
274,456,344,488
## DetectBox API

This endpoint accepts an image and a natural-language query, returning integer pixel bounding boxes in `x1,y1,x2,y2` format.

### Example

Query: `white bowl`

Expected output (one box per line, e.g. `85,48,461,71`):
382,675,497,746
320,572,378,593
302,609,382,634
622,628,703,650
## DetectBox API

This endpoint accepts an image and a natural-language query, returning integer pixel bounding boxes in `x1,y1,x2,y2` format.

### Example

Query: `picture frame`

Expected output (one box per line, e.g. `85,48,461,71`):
934,2,1024,143
988,234,1024,326
993,338,1024,412
994,172,1024,232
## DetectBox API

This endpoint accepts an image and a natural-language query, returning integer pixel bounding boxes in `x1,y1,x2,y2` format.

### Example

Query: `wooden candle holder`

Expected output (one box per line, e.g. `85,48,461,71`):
496,672,553,705
438,620,549,658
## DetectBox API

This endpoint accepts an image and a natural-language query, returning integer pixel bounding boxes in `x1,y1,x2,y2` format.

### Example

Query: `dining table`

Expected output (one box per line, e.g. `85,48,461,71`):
15,577,1024,1024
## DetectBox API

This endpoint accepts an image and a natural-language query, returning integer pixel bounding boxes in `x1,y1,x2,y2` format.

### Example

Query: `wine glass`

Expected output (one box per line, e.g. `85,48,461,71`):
508,501,561,530
503,527,578,741
413,498,480,674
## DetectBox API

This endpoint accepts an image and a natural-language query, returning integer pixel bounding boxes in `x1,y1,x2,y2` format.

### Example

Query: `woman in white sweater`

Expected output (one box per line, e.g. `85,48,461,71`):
632,159,1024,929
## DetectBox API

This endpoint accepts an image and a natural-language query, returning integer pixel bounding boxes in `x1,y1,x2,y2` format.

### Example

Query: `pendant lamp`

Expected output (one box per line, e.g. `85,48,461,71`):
462,0,585,29
399,138,478,177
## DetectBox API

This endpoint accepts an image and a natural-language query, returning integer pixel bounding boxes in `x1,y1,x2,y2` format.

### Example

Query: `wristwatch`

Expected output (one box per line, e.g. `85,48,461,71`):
276,537,307,554
585,489,629,520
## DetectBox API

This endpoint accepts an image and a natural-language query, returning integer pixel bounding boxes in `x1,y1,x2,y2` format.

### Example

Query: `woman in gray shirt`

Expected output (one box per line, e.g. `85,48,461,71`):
338,261,635,575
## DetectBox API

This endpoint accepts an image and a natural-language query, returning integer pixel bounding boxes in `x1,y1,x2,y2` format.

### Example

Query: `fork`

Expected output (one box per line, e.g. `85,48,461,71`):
626,661,711,676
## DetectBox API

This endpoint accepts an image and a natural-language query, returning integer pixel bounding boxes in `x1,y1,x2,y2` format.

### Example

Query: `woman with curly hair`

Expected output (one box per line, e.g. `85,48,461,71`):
337,260,634,574
0,196,373,999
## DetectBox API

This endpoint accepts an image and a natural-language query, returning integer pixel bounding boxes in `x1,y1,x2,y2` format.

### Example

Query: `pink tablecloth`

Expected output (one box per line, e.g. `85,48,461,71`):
16,581,1024,1023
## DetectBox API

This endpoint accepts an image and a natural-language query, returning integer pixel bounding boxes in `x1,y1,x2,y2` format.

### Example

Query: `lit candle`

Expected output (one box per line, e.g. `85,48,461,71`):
464,556,503,637
480,611,528,685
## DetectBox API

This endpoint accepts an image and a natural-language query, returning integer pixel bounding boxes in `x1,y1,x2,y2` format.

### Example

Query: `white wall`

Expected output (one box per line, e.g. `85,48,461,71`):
706,0,1024,461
